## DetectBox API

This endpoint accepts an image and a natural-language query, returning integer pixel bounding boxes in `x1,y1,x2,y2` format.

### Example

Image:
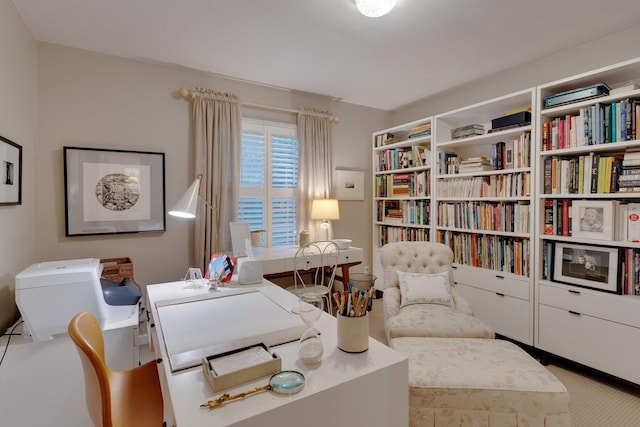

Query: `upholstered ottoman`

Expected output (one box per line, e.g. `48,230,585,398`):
389,337,571,427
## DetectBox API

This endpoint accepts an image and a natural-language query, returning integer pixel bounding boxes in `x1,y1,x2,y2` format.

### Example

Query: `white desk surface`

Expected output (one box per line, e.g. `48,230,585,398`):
248,245,363,275
147,279,408,427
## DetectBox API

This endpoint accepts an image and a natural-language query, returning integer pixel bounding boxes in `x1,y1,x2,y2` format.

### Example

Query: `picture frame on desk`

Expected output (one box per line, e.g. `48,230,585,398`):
63,146,166,236
553,242,620,294
571,200,614,241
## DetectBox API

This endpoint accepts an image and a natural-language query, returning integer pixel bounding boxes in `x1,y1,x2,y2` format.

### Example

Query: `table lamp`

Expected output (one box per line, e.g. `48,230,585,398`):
310,199,340,241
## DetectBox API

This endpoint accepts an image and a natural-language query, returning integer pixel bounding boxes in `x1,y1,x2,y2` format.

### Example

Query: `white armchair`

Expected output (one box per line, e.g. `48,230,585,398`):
380,241,495,343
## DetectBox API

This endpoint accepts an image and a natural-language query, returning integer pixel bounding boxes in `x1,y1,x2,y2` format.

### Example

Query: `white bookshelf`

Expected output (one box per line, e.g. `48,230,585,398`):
371,118,433,289
432,88,536,345
535,58,640,384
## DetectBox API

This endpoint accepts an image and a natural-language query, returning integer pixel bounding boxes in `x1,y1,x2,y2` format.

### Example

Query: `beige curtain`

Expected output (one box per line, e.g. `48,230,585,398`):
191,88,242,270
297,109,333,240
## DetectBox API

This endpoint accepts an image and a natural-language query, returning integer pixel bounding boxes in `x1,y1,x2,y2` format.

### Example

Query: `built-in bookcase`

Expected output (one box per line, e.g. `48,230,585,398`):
432,89,535,345
370,58,640,385
535,58,640,385
371,119,433,284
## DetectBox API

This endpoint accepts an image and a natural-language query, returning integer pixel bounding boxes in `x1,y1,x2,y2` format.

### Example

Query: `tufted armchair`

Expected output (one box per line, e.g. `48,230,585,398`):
380,241,495,343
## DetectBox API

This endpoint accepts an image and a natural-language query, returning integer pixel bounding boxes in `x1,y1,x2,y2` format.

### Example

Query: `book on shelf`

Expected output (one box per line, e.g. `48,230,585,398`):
627,203,640,242
459,165,493,173
415,171,428,197
620,248,640,295
412,146,431,167
438,151,458,174
392,173,412,197
492,141,505,170
450,124,485,139
375,132,396,147
543,200,554,235
408,123,431,139
543,158,552,193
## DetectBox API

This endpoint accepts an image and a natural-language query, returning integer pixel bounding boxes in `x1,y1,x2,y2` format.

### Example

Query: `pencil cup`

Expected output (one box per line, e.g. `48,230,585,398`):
337,312,369,353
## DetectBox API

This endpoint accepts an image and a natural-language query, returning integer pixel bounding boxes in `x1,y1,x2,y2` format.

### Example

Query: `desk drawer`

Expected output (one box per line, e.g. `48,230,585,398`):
339,248,363,264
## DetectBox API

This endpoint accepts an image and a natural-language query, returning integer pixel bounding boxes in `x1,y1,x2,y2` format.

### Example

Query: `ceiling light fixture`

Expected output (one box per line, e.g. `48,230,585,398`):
355,0,397,18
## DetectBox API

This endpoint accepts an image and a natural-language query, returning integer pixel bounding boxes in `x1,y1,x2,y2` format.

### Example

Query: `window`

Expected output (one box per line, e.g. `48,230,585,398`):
238,119,298,246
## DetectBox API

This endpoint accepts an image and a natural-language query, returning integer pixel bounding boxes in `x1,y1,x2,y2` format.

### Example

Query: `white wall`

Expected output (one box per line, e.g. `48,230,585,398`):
35,43,386,292
0,0,37,331
392,25,640,125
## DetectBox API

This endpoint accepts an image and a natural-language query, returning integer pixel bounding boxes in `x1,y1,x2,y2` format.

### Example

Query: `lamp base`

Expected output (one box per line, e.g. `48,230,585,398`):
316,220,334,242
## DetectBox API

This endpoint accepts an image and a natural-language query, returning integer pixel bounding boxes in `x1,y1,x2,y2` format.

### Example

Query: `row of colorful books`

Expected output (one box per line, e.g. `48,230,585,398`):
376,199,430,226
436,201,530,234
374,145,430,171
436,231,530,277
541,97,640,150
542,153,624,195
377,225,429,247
436,172,531,198
375,171,430,198
491,132,531,170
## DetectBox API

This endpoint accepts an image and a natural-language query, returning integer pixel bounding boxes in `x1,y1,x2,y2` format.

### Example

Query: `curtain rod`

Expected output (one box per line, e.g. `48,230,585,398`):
178,87,339,122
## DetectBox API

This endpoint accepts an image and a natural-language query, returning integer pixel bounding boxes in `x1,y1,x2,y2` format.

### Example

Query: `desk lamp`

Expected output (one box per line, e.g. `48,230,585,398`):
310,199,340,241
168,174,220,251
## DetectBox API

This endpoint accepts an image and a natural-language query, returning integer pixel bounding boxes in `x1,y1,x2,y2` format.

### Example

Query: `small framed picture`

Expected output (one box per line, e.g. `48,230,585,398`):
553,242,620,293
334,169,364,200
571,200,614,240
0,135,22,205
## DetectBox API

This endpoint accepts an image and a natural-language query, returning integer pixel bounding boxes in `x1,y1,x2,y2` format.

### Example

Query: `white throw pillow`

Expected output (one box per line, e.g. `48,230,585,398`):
397,270,453,308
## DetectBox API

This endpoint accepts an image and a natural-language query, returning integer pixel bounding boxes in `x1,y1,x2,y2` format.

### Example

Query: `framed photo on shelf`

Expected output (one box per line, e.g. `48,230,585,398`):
571,200,614,240
0,135,22,206
63,146,166,236
553,242,620,293
334,168,365,200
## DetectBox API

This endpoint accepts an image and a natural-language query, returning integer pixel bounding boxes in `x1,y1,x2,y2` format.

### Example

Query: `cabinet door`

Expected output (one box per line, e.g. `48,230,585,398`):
455,282,531,344
538,304,640,385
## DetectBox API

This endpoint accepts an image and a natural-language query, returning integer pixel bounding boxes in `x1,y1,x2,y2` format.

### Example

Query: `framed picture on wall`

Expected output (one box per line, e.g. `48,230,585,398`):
0,135,22,206
334,168,365,200
63,146,166,236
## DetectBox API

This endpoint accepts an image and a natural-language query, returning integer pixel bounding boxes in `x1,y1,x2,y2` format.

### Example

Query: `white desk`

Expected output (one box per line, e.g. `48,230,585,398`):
147,279,408,427
250,245,363,289
0,315,139,426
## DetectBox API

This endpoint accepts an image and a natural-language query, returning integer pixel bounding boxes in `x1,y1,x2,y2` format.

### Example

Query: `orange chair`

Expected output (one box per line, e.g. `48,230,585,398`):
68,311,164,427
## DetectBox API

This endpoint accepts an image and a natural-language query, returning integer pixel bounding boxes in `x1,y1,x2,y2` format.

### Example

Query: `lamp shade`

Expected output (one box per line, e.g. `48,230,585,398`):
311,199,340,220
168,177,201,218
355,0,396,18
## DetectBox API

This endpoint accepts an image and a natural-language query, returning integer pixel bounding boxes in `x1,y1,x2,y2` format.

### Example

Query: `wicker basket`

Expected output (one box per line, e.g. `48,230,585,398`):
100,257,134,282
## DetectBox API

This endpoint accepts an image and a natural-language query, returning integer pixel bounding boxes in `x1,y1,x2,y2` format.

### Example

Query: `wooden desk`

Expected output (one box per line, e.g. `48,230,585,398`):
251,245,363,289
147,279,407,427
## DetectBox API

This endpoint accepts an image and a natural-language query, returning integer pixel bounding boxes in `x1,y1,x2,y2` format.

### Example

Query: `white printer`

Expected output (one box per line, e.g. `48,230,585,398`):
15,258,140,342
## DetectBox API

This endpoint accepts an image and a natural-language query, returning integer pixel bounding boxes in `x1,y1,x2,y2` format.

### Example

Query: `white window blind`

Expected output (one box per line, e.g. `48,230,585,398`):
238,119,298,246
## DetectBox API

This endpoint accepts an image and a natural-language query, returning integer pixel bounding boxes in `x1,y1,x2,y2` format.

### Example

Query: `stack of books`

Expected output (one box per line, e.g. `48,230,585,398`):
619,151,640,192
408,123,431,139
459,156,493,173
450,124,485,139
392,173,412,196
